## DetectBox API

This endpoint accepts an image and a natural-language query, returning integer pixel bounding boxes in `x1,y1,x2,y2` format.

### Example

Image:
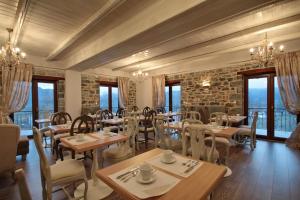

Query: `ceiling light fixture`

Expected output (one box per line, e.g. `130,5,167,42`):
249,32,284,66
0,28,26,69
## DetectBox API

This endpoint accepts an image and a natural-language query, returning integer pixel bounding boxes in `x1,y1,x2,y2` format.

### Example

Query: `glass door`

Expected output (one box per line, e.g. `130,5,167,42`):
36,82,56,121
13,79,58,136
245,73,299,140
247,76,268,137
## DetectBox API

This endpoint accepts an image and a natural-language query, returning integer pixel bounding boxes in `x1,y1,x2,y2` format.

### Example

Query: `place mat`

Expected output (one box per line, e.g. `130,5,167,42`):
56,124,71,129
146,153,203,178
65,135,98,145
90,132,118,139
109,165,180,199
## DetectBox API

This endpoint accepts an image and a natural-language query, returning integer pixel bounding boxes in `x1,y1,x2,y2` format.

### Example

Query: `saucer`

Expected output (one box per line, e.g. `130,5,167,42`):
135,173,156,184
76,138,85,142
160,157,176,164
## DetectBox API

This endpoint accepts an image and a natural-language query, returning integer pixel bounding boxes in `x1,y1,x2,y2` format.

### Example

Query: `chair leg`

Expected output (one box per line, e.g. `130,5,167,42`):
55,140,60,160
83,178,88,200
72,150,75,159
46,185,52,200
144,130,148,149
59,146,64,161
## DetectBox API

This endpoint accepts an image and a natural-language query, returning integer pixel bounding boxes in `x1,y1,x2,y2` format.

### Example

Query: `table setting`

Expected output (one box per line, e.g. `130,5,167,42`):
109,160,180,199
107,150,203,199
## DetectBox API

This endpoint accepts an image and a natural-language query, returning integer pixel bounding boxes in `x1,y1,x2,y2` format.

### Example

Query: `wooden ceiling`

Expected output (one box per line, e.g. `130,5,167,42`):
1,0,300,76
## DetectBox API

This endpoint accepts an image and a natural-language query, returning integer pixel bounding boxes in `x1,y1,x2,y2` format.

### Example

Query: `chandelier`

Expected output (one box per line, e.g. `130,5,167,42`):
131,68,150,82
0,28,26,69
249,33,284,66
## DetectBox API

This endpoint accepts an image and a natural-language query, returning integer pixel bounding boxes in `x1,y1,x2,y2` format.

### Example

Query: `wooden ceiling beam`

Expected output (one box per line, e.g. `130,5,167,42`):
46,0,126,61
11,0,31,46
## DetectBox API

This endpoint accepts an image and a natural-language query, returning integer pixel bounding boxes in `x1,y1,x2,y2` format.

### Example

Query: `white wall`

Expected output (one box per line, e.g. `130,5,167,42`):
136,78,153,109
65,70,82,119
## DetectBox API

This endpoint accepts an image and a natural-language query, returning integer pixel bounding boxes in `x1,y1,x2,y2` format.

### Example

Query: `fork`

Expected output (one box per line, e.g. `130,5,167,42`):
123,170,139,182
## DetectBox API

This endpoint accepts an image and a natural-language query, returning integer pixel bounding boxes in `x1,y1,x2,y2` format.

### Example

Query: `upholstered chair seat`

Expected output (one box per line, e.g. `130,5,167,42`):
50,159,86,182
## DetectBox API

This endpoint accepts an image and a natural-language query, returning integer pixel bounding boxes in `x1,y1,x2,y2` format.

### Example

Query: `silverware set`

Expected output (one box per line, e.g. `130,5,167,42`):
182,159,199,173
116,167,140,182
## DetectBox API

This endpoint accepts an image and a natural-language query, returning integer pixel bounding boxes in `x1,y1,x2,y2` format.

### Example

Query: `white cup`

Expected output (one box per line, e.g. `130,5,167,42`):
140,163,154,181
163,150,174,162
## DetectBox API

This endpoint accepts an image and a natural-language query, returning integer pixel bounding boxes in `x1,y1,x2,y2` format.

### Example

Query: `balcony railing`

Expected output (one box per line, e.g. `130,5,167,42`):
13,110,53,130
248,107,297,137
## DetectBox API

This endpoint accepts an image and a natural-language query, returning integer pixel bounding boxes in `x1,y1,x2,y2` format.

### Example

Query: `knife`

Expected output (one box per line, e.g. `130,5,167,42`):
116,167,138,179
184,161,199,173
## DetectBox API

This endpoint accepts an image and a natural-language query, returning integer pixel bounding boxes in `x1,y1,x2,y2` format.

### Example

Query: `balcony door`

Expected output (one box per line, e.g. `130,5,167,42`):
244,71,298,140
13,78,58,134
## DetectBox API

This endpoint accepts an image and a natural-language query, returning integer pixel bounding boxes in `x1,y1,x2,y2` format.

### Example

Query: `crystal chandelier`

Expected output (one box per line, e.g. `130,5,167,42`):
249,33,284,66
0,28,26,69
132,69,149,77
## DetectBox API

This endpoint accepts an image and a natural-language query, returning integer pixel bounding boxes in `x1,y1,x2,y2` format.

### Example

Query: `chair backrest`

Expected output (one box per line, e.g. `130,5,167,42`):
143,106,151,116
181,118,203,129
251,111,258,136
122,117,139,154
184,111,201,120
182,124,216,162
143,110,157,128
153,116,171,148
95,109,103,130
51,112,72,125
15,169,32,200
101,109,114,120
209,112,229,126
70,115,95,136
132,105,139,112
32,127,51,184
0,124,20,174
156,107,166,114
116,108,127,118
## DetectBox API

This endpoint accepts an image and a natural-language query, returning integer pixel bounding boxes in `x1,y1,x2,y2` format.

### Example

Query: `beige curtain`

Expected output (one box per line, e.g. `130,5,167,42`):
274,52,300,115
152,75,165,108
118,77,129,109
0,63,33,124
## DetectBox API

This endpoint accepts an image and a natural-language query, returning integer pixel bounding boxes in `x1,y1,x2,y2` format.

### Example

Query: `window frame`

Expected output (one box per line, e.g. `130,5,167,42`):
98,81,118,112
165,80,181,112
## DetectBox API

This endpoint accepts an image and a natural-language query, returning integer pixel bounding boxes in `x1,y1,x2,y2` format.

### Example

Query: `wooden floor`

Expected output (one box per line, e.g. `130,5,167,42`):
0,140,300,200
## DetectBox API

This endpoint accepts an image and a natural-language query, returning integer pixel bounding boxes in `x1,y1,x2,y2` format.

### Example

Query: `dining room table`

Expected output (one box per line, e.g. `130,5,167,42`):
96,148,226,200
165,121,240,139
60,131,129,200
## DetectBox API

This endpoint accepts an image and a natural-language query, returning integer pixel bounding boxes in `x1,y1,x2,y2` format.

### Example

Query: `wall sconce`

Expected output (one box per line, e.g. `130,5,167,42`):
202,80,211,87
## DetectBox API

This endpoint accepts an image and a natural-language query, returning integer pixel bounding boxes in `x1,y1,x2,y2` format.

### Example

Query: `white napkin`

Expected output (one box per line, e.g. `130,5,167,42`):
65,135,98,145
146,154,203,178
109,165,180,199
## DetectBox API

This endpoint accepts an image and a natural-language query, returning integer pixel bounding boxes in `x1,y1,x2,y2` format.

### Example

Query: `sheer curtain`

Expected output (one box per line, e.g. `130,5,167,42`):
118,77,129,109
274,52,300,148
0,63,33,124
152,75,165,109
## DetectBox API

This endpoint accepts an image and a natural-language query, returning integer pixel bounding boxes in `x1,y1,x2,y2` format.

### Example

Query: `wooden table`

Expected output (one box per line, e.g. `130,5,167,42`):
48,124,71,134
96,148,226,200
166,122,239,139
60,132,128,200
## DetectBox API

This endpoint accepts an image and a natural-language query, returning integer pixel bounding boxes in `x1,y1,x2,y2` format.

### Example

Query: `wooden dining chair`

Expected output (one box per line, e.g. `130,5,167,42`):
184,111,201,121
237,111,258,150
51,112,72,157
103,117,139,164
182,124,219,163
209,112,229,126
15,169,32,200
138,110,156,148
132,105,139,112
33,127,88,200
153,116,182,152
101,109,119,132
142,106,151,116
58,115,95,161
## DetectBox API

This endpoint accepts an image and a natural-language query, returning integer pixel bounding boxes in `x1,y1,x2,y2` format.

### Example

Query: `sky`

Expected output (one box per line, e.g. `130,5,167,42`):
249,77,279,89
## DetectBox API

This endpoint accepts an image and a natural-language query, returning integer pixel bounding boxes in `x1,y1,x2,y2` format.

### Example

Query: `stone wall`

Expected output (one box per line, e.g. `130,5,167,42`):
81,74,136,110
166,64,268,114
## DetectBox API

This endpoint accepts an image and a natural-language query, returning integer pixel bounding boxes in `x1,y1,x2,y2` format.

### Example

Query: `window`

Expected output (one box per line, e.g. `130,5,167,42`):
99,82,118,113
165,81,181,112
